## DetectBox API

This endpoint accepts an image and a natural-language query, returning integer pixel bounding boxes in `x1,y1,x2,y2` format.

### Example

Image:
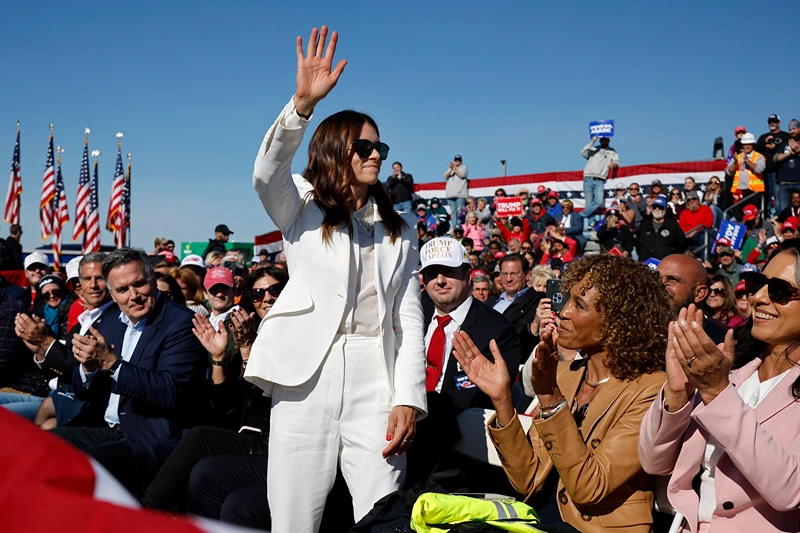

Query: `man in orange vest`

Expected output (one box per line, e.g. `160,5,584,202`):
726,132,766,214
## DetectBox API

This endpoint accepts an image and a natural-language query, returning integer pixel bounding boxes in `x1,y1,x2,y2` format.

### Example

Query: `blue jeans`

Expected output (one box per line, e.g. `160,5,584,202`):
581,177,606,224
449,197,466,229
393,200,413,213
0,392,45,421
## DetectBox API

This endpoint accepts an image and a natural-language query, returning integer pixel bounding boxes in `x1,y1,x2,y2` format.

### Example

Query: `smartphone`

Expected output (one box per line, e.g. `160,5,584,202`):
223,260,236,276
545,279,567,314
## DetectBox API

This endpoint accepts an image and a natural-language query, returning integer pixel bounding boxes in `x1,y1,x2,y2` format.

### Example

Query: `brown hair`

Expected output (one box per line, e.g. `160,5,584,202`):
304,111,407,244
170,266,204,304
706,274,739,323
562,255,671,381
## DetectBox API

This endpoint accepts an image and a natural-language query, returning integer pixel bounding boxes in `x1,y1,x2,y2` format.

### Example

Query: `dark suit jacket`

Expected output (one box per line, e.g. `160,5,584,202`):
489,288,543,338
6,236,22,270
72,294,206,484
42,302,119,386
423,297,521,413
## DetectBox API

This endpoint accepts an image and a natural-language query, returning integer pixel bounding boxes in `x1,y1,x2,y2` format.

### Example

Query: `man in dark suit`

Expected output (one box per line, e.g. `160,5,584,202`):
405,237,520,487
15,252,117,425
488,254,543,347
49,249,206,491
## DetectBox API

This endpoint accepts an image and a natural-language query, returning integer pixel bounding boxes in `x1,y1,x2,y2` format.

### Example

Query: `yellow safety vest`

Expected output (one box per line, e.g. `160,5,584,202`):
411,493,543,533
732,151,765,193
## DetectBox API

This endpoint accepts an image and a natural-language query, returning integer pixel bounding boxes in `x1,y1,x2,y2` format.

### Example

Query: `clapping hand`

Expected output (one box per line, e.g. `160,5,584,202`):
670,304,735,406
452,331,511,404
530,326,560,397
192,314,228,362
293,26,347,116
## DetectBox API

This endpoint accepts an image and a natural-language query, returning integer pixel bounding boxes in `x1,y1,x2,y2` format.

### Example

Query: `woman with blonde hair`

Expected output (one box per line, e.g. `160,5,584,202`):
244,27,424,533
463,211,486,251
529,264,556,293
169,266,209,316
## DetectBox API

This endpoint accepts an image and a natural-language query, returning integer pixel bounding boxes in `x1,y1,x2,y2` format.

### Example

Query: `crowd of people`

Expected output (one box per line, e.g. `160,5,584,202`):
3,25,800,533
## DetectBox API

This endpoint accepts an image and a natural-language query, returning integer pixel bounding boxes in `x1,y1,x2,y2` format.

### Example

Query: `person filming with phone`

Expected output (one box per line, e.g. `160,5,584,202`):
451,255,672,531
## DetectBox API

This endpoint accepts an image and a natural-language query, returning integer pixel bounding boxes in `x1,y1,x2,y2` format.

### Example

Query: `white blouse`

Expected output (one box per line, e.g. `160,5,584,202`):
339,201,380,336
697,369,790,523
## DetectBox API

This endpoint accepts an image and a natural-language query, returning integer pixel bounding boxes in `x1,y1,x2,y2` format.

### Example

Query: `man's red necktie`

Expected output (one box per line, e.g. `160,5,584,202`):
426,315,453,392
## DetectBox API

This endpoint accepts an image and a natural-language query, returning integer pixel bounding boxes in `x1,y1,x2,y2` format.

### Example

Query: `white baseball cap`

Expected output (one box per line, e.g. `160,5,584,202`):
180,254,205,269
65,256,83,281
24,251,49,270
414,237,469,274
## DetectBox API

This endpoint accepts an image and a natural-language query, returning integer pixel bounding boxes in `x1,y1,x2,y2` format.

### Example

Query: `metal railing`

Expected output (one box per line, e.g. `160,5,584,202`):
722,191,764,221
685,223,713,262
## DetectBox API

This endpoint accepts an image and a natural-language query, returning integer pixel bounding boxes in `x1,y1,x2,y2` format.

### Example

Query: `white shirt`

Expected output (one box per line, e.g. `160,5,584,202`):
209,305,239,332
423,296,473,393
339,206,380,336
697,369,790,523
35,300,115,390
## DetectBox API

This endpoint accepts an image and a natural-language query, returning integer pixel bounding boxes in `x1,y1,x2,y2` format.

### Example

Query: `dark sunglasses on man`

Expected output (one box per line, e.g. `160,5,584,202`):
742,272,800,305
250,284,284,302
351,139,390,160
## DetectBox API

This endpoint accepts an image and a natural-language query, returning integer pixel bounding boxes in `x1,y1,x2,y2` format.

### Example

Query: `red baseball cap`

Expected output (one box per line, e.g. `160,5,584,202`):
493,251,506,259
470,269,487,280
735,280,747,293
783,216,799,231
742,205,759,221
717,237,732,247
530,197,543,205
158,250,176,264
537,185,547,194
547,190,559,199
203,266,234,290
735,126,747,135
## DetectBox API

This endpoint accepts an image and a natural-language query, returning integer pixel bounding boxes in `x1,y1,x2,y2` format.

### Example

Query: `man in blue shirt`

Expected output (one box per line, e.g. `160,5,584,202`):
50,249,205,491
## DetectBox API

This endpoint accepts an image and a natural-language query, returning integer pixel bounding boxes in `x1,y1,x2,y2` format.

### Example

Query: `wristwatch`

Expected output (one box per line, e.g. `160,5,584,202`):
106,356,122,374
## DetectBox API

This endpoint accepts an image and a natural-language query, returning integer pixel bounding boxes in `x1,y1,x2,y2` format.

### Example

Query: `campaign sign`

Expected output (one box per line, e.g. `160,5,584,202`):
494,197,524,217
589,120,615,138
713,220,747,253
643,258,661,271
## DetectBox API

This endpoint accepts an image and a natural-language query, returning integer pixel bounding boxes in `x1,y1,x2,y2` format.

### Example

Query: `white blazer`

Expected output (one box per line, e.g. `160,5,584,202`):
244,99,427,415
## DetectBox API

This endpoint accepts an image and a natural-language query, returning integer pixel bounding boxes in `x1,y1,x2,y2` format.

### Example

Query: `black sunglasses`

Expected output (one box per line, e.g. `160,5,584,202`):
719,252,733,258
743,272,800,305
42,290,62,300
250,284,284,301
709,287,727,297
351,139,389,160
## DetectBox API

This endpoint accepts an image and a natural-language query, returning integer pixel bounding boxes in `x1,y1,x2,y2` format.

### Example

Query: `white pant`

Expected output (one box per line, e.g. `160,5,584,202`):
267,334,405,533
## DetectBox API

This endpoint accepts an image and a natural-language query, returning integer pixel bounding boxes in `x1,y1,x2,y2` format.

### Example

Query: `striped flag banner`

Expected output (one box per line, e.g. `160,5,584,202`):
83,158,101,253
107,147,125,247
4,128,21,225
0,408,261,533
52,156,69,271
413,160,728,210
72,139,90,241
40,135,56,241
254,230,283,258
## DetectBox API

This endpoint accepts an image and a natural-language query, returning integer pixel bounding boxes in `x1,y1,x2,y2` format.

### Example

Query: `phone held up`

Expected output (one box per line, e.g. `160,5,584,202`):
545,279,567,315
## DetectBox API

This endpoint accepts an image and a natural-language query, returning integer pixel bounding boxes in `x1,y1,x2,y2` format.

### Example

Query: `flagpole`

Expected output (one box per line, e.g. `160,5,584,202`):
54,145,64,270
127,152,132,248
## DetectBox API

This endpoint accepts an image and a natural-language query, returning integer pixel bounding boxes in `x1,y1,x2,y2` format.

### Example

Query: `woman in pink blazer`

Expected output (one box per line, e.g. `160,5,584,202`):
639,238,800,533
463,211,486,251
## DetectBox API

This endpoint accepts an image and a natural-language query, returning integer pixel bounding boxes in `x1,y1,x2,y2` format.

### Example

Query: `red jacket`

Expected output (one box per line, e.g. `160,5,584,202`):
678,205,713,234
499,218,531,244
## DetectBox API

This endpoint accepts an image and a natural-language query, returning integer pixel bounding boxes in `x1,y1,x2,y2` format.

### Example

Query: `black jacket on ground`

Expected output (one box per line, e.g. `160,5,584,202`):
635,216,686,260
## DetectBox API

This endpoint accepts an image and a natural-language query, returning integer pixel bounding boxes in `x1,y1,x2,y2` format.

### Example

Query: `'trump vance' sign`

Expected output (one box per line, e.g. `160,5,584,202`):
589,120,615,138
494,197,524,217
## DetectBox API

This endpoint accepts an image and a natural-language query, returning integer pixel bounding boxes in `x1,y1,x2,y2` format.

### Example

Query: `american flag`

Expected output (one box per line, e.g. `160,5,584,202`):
40,135,56,241
52,155,70,270
106,147,125,247
4,128,21,225
72,139,90,241
119,159,131,248
83,158,101,253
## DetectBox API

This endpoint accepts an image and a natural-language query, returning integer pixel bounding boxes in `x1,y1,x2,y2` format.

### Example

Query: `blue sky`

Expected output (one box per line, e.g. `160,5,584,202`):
1,0,797,251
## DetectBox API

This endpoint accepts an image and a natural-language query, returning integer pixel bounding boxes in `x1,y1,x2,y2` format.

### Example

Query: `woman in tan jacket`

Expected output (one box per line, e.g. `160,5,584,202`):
453,255,671,532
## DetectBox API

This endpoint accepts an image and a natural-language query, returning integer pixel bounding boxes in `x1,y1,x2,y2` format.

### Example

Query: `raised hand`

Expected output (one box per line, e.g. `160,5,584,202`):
663,306,697,412
192,314,228,362
530,326,560,396
293,26,347,116
672,303,735,405
451,331,510,403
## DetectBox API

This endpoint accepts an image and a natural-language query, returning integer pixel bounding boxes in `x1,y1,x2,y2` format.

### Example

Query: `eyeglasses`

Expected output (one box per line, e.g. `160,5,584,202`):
628,187,640,192
719,252,733,258
351,140,390,160
710,181,720,186
735,291,747,299
250,284,284,301
42,290,62,300
688,198,699,202
521,245,533,251
652,205,665,211
499,271,523,279
709,287,727,297
743,272,800,305
671,192,682,197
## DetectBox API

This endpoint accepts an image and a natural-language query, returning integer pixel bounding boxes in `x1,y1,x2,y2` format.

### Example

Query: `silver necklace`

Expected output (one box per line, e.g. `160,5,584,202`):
353,196,376,237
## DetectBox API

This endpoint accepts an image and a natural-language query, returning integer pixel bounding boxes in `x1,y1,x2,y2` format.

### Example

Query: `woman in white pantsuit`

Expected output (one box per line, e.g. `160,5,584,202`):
243,27,426,533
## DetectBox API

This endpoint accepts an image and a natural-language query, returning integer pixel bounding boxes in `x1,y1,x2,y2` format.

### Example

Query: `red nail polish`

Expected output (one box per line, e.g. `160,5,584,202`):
386,434,393,441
